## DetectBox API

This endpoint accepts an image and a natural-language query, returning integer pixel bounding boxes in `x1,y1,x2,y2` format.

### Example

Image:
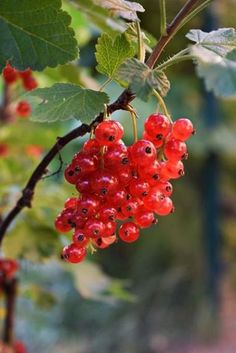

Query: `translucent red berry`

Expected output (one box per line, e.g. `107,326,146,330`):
144,113,171,139
135,209,156,228
72,230,89,248
130,139,156,166
62,244,86,263
119,222,140,243
172,118,194,141
84,219,105,238
164,138,187,161
23,76,38,91
95,120,124,146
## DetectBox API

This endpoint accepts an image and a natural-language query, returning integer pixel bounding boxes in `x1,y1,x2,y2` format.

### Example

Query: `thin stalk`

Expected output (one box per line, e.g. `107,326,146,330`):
173,0,213,35
136,20,145,62
159,0,167,36
157,49,194,70
153,89,172,122
99,78,112,92
127,106,138,143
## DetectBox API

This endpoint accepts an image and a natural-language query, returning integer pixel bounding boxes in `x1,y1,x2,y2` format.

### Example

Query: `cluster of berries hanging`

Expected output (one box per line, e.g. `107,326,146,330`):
2,62,38,118
55,112,194,263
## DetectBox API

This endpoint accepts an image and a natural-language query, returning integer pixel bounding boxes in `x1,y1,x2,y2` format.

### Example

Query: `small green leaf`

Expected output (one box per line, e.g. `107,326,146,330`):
117,58,170,101
187,28,236,98
96,33,134,79
0,0,78,72
93,0,144,21
29,83,109,123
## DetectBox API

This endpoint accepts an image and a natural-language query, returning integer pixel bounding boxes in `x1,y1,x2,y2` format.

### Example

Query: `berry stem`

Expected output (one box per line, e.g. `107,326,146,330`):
159,0,167,36
127,106,138,143
153,89,172,122
135,20,145,62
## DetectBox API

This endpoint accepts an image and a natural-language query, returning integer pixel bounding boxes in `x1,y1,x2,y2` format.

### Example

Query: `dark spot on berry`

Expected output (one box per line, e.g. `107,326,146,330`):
71,222,76,228
126,194,131,200
152,174,159,180
166,186,172,192
122,157,129,165
109,215,114,221
81,208,88,214
160,194,165,201
178,169,184,176
156,134,163,140
68,170,74,176
101,188,107,195
94,229,99,235
192,129,196,135
182,153,188,160
75,167,81,173
97,238,102,246
142,191,148,196
126,206,132,211
124,231,129,236
117,207,122,213
145,146,152,154
108,135,115,141
77,234,84,242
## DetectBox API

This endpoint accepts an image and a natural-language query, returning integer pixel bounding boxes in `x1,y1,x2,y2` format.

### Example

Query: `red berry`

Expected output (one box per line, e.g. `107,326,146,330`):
151,180,173,197
172,118,194,141
143,130,164,148
83,139,100,154
77,195,100,217
164,138,187,161
135,209,156,228
64,164,78,184
154,197,174,216
16,101,31,118
103,221,117,237
19,68,32,79
99,207,117,222
119,222,140,243
92,235,116,249
62,244,86,263
64,197,77,209
14,340,28,353
121,199,139,217
108,189,130,206
129,179,150,198
55,210,75,233
2,63,18,84
144,113,171,139
160,160,184,180
95,120,124,146
143,189,165,213
72,151,99,174
75,174,92,193
92,170,118,196
23,76,38,91
130,140,156,166
72,230,89,248
84,219,105,238
104,144,129,169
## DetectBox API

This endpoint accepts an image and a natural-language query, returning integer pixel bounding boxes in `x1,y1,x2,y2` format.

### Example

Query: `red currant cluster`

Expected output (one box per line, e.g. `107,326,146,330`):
0,259,19,281
55,113,194,263
2,62,38,118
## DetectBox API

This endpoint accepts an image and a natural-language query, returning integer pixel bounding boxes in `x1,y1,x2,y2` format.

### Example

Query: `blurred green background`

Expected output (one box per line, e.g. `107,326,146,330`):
0,1,236,352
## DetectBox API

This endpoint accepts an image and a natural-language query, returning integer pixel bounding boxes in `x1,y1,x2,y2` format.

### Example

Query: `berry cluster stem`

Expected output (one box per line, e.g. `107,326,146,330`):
153,89,172,123
127,106,138,143
2,278,17,345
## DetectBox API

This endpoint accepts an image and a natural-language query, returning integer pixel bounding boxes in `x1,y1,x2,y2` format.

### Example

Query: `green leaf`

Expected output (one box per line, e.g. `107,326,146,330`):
187,28,236,56
29,83,109,123
187,28,236,98
93,0,144,21
0,0,78,72
117,58,170,101
96,33,134,79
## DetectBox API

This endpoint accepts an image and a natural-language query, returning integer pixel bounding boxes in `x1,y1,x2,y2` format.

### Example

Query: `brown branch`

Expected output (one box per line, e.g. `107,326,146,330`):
0,83,13,123
3,278,17,345
0,0,208,244
146,0,202,68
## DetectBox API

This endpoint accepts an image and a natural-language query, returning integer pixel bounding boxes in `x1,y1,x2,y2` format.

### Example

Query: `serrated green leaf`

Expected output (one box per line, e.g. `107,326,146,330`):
117,58,170,101
0,0,78,72
187,29,236,98
93,0,144,21
96,33,134,79
29,83,109,123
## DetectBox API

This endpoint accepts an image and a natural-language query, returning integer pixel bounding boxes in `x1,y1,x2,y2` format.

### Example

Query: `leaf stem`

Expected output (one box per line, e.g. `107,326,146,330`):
99,78,112,91
159,0,167,36
153,89,172,122
157,48,194,70
135,20,145,62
